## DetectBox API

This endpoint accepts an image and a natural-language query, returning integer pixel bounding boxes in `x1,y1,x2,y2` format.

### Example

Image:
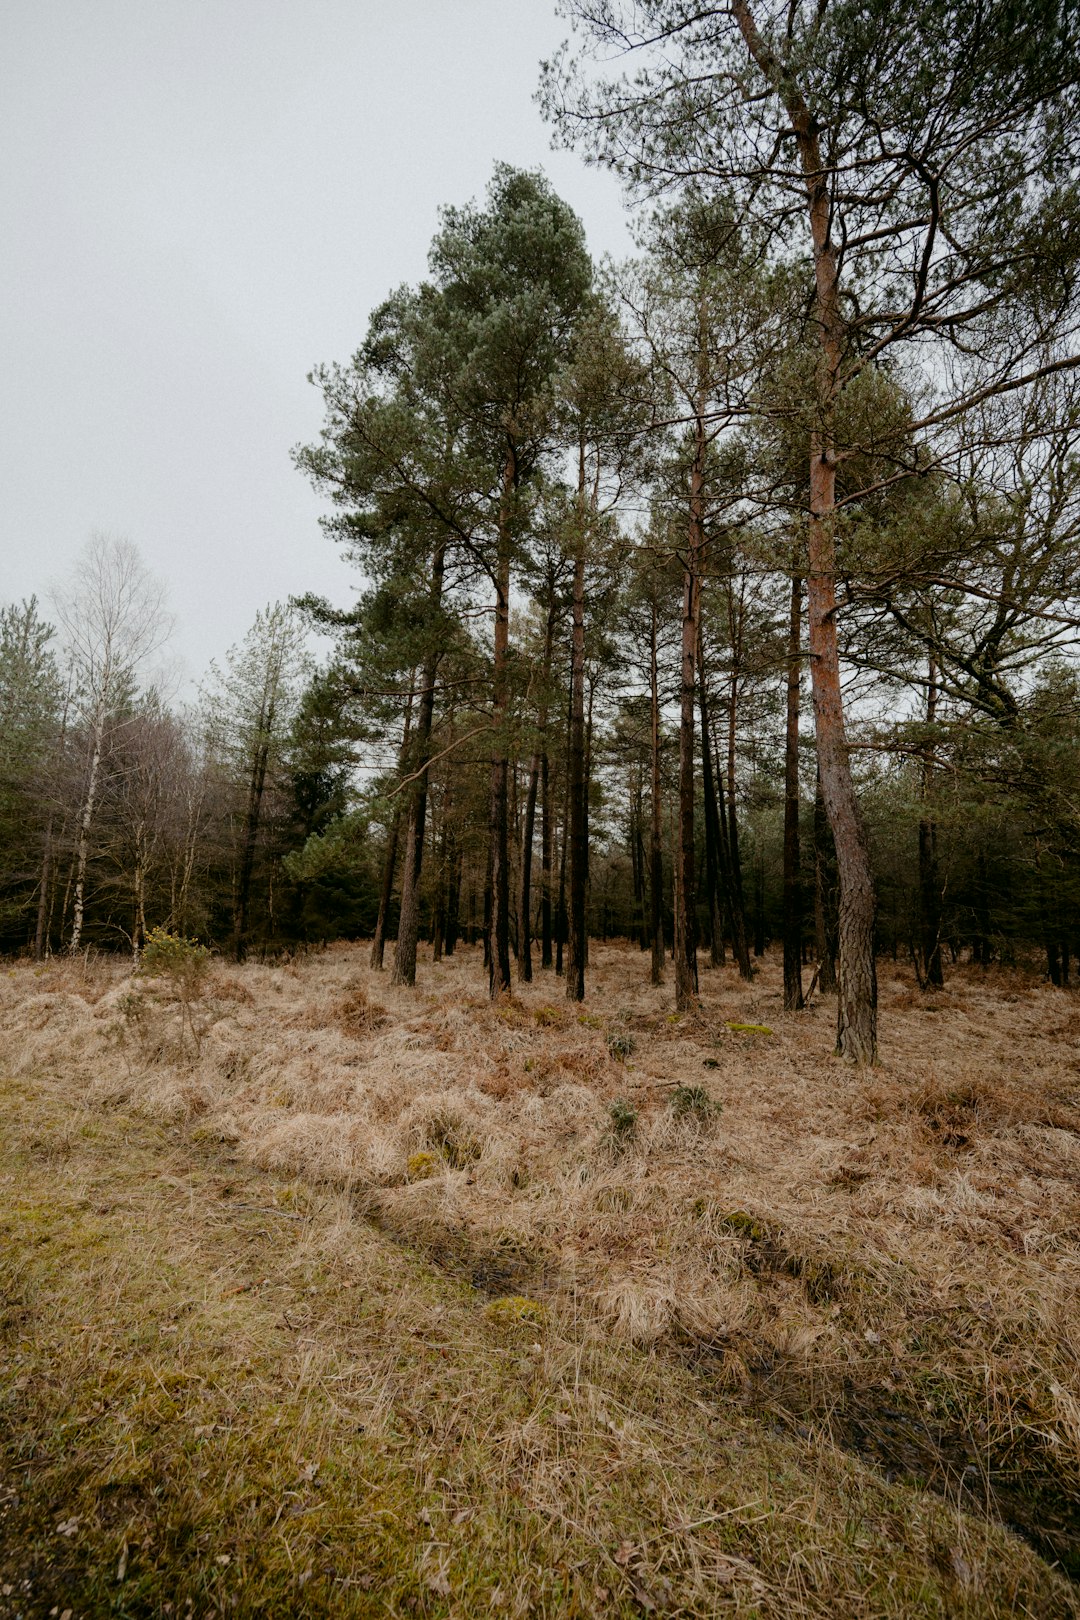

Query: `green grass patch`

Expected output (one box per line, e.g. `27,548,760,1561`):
0,1071,1074,1618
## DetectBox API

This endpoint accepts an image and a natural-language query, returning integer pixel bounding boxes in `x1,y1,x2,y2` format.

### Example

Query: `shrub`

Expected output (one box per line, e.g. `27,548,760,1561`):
140,927,210,994
137,927,211,1053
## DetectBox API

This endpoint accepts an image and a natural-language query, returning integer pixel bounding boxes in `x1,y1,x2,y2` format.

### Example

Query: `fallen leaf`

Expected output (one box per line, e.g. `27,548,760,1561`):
117,1540,129,1582
614,1540,636,1567
55,1517,79,1537
426,1570,452,1597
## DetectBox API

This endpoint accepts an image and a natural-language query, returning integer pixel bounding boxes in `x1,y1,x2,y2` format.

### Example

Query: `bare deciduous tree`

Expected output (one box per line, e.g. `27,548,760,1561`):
52,534,171,955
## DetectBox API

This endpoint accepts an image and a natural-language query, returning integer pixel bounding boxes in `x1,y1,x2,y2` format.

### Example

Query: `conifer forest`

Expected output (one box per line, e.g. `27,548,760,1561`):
3,5,1080,1615
5,5,1080,1064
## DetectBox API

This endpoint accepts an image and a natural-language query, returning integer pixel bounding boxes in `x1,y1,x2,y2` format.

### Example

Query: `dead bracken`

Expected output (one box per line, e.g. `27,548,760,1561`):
2,939,1079,1611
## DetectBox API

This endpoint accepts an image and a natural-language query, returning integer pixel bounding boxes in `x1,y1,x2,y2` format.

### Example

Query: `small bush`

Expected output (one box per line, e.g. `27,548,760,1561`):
136,927,211,1054
140,927,210,996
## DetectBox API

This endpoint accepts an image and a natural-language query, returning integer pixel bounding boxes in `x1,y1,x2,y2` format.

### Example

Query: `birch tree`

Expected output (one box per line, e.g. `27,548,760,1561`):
204,603,308,962
52,535,170,955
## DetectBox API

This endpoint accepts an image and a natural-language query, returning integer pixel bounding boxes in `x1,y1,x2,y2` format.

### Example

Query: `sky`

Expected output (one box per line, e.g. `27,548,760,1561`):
1,1,634,687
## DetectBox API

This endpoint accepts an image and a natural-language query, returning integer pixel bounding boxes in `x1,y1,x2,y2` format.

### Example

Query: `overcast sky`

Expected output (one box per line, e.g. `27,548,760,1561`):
1,1,634,685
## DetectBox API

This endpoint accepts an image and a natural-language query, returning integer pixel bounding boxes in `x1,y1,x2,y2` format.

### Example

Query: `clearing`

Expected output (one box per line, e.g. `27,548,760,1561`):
1,943,1078,1617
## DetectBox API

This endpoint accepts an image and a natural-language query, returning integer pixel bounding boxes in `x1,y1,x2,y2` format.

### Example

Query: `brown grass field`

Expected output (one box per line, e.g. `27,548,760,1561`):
2,941,1079,1617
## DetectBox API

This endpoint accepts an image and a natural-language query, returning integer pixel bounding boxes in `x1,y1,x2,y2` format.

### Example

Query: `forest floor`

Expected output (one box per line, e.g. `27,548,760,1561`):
1,942,1079,1618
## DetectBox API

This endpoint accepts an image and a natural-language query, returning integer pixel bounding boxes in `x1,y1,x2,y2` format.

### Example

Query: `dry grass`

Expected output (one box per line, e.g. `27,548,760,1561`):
2,942,1079,1612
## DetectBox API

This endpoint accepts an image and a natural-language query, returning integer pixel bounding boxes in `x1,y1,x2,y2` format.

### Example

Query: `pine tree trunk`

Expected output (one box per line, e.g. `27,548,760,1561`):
584,676,597,973
540,746,553,968
814,770,839,993
649,600,665,985
519,756,539,983
393,544,444,988
723,669,753,978
918,657,944,988
488,454,514,997
630,773,649,951
735,0,877,1060
636,814,649,951
917,818,944,986
675,404,706,1011
482,836,493,972
435,770,456,960
783,570,805,1010
556,705,570,979
391,791,427,987
805,354,878,1058
444,832,462,956
521,595,555,983
566,459,588,1002
697,632,725,969
371,809,401,969
432,848,445,962
702,641,749,978
371,699,413,969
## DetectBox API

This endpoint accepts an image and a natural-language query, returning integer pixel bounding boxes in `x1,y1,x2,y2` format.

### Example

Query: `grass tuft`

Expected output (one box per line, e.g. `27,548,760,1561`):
3,942,1080,1611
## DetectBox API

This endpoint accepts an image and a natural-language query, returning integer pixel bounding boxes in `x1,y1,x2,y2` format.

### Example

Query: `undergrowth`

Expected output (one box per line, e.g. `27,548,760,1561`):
2,942,1079,1612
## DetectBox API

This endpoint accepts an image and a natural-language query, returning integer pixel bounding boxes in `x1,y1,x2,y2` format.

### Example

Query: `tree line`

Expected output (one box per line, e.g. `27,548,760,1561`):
1,1,1078,1065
